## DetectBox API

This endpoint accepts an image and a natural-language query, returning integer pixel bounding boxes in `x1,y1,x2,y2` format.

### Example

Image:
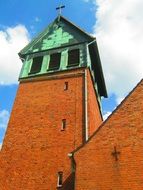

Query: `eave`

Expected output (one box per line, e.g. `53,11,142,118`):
89,41,108,98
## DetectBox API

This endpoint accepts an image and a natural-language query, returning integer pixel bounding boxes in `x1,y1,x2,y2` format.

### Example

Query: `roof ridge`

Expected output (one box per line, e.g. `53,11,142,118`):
19,16,95,56
59,15,95,39
19,18,57,56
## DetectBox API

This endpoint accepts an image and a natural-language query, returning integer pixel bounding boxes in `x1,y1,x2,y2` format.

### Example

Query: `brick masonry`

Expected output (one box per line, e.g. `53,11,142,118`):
0,68,102,190
87,70,103,137
75,79,143,190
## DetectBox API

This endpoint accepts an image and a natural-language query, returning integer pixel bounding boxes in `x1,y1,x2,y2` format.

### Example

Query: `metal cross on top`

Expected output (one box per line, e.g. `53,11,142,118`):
56,4,65,15
112,146,120,161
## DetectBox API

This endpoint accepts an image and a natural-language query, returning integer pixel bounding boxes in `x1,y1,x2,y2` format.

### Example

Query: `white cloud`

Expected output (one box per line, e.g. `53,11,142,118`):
91,0,143,101
103,111,111,120
0,25,30,84
116,97,124,105
0,110,10,129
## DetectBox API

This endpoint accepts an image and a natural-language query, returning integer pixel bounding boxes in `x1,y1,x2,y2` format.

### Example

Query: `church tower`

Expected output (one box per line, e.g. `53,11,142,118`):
0,15,107,189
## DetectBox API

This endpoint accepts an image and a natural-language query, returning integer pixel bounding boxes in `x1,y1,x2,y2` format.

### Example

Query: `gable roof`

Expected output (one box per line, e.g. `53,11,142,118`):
72,78,143,154
60,16,95,40
19,15,107,97
19,16,94,56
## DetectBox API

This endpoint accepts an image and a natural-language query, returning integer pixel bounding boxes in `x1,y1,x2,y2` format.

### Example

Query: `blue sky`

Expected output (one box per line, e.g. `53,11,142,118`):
0,0,96,35
0,0,142,145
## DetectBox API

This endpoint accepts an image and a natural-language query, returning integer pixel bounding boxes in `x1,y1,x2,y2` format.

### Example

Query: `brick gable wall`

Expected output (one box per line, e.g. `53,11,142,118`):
75,80,143,190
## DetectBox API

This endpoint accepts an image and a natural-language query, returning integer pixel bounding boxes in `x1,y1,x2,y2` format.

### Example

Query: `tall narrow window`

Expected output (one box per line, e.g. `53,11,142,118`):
61,119,66,131
30,56,43,74
64,82,68,91
57,172,63,187
68,49,80,67
48,53,61,70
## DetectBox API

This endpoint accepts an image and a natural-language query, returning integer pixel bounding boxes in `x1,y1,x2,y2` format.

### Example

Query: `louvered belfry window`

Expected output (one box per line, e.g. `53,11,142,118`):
68,49,80,67
30,56,43,74
49,53,61,70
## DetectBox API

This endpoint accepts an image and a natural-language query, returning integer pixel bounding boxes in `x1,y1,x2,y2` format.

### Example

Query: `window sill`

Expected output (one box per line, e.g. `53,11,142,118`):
28,71,40,75
61,129,65,131
67,64,79,68
47,67,60,71
57,185,62,188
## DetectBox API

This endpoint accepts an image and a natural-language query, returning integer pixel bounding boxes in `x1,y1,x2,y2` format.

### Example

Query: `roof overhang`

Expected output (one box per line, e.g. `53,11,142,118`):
89,41,108,98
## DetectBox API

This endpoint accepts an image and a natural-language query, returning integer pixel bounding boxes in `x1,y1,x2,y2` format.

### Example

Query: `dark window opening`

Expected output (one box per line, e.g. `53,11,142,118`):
68,49,80,67
30,56,43,74
48,53,61,70
61,119,66,131
57,171,63,187
64,82,68,91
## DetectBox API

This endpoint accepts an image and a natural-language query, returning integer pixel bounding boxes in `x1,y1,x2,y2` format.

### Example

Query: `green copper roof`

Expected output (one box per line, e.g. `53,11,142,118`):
19,16,107,98
19,16,94,56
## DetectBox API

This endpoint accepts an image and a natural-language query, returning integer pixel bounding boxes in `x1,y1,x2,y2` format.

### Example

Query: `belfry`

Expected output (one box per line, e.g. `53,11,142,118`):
0,15,107,189
1,6,143,190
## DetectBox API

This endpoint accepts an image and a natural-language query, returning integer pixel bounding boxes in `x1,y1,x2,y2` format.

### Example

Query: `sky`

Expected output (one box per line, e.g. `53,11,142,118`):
0,0,142,146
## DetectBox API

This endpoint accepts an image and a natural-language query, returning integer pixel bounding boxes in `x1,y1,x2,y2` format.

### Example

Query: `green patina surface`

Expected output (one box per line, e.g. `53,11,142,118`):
19,17,91,79
19,44,87,79
18,16,106,108
20,18,89,55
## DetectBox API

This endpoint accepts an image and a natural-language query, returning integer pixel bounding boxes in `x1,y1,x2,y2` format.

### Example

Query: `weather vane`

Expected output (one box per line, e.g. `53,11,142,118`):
56,3,65,16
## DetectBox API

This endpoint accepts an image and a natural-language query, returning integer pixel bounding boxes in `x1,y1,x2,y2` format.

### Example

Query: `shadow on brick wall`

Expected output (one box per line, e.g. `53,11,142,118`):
57,172,75,190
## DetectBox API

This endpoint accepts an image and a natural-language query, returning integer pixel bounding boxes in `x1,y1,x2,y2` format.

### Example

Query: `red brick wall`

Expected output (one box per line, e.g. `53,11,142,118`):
0,69,83,189
0,68,102,189
75,80,143,190
87,70,103,137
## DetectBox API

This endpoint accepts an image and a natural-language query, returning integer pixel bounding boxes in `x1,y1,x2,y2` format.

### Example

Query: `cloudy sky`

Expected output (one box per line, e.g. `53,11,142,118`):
0,0,142,146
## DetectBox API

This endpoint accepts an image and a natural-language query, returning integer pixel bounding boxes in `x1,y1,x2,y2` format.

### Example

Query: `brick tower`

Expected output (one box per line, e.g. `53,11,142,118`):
0,16,107,189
